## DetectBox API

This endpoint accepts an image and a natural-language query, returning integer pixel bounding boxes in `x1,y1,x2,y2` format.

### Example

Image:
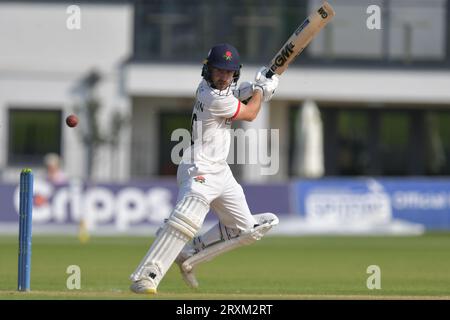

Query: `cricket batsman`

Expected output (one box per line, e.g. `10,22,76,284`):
130,43,280,294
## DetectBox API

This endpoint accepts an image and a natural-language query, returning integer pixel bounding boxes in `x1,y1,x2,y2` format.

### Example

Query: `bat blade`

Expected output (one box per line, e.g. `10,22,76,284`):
266,2,335,78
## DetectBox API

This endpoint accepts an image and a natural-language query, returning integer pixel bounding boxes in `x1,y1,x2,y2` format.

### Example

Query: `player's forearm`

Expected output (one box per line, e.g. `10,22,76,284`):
240,90,263,121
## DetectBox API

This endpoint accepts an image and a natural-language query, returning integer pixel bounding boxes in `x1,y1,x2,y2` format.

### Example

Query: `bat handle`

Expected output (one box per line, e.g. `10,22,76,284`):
265,69,274,79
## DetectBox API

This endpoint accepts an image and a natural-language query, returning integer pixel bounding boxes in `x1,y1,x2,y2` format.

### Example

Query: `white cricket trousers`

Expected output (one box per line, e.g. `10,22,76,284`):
176,161,257,232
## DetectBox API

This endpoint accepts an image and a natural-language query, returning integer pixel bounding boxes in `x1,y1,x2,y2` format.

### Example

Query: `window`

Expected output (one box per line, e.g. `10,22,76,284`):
158,111,191,176
321,107,450,177
309,0,447,63
132,0,450,68
379,112,410,175
337,111,370,175
425,112,450,175
8,109,62,165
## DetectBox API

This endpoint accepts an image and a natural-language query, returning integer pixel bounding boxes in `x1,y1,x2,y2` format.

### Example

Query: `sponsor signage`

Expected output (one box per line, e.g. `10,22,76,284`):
294,178,450,230
0,179,290,232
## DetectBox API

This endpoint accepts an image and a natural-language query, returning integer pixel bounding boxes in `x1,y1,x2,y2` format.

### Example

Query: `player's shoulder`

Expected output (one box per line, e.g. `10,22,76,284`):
197,80,213,101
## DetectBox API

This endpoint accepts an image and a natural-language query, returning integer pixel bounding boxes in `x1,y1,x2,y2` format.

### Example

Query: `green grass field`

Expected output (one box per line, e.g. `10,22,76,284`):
1,233,450,299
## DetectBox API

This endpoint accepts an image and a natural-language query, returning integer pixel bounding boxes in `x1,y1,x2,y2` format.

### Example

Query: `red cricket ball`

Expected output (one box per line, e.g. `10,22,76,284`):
66,114,78,128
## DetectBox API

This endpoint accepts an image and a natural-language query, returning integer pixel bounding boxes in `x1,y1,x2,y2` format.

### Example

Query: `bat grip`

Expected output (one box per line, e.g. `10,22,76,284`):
265,69,274,79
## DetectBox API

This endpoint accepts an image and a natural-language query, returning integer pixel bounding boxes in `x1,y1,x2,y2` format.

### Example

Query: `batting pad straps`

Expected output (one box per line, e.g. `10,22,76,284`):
129,195,209,284
167,195,210,239
167,215,197,239
181,213,279,272
130,223,190,283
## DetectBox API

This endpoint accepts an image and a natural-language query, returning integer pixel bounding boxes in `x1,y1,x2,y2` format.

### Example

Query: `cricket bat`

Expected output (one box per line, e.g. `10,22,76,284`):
265,1,335,78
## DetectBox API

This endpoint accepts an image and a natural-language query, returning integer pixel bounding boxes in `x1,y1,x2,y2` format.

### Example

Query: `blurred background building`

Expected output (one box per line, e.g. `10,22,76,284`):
1,0,449,234
1,0,449,182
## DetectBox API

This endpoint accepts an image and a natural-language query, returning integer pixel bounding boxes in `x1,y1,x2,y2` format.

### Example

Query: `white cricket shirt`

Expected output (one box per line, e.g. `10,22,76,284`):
182,79,241,173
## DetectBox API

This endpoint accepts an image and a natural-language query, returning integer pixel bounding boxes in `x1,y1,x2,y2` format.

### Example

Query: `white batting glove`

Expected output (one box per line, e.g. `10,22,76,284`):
254,67,279,102
233,81,254,101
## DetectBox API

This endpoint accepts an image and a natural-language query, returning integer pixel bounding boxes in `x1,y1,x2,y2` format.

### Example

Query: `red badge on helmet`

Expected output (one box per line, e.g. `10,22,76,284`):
223,51,233,61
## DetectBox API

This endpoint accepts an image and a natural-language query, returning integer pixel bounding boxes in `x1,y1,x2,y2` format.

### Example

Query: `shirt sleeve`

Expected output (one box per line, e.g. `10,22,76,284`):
209,94,241,119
